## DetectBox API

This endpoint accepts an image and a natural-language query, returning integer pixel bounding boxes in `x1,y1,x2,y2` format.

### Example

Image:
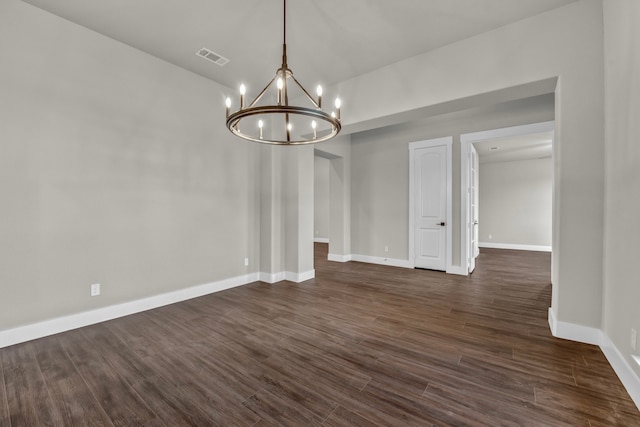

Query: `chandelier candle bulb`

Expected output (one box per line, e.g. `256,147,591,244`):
258,120,264,139
317,85,323,108
225,97,231,117
239,84,246,109
277,78,283,105
312,120,317,138
335,98,341,120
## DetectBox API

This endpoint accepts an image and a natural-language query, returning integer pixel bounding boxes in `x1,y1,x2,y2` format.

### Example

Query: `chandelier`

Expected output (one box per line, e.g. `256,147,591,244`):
225,0,342,145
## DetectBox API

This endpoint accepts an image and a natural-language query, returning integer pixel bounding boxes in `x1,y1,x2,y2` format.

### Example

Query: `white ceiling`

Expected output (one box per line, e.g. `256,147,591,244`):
21,0,563,162
475,131,553,163
22,0,577,95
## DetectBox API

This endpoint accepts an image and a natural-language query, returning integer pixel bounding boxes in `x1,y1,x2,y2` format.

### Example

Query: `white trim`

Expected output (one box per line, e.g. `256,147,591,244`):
408,137,454,274
548,309,640,410
460,139,471,274
328,253,466,274
461,121,556,145
548,308,602,345
285,270,315,283
446,266,468,276
314,238,329,243
556,320,602,346
601,335,640,410
0,267,320,349
461,121,555,275
259,272,286,284
548,307,558,335
328,253,352,263
259,270,318,284
0,273,260,349
479,242,552,252
351,254,413,269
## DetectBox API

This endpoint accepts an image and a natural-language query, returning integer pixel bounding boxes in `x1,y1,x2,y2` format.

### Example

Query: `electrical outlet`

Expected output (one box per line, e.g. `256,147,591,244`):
489,234,493,240
384,246,389,253
631,329,637,351
90,283,100,297
244,257,249,266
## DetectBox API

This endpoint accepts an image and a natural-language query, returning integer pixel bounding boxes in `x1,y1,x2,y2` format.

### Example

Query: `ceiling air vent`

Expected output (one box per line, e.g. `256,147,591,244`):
196,48,230,66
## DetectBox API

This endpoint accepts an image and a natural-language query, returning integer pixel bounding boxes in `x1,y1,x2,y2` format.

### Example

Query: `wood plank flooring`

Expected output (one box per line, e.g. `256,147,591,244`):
1,243,639,426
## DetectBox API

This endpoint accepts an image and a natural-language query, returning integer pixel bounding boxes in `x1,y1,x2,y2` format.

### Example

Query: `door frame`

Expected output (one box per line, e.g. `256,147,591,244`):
460,121,555,274
468,143,479,273
314,148,350,263
409,137,454,273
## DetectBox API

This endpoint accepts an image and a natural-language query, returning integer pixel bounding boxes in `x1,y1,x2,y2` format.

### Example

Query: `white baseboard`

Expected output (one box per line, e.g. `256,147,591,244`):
351,254,413,269
547,308,602,345
0,272,260,349
333,253,468,275
328,253,352,263
601,334,640,409
548,307,558,335
447,265,469,276
548,308,640,410
480,242,552,252
285,269,315,283
260,270,315,283
259,272,286,284
0,267,318,349
314,238,329,243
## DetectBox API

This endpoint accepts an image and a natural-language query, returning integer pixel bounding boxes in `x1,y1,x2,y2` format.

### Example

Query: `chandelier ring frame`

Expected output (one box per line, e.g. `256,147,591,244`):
226,105,341,145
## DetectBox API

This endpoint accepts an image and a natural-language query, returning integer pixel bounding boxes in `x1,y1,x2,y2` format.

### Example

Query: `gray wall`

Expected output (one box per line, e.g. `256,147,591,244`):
351,95,555,264
283,147,314,276
603,0,640,377
314,157,330,240
0,1,260,330
336,0,605,330
479,158,552,247
1,0,622,365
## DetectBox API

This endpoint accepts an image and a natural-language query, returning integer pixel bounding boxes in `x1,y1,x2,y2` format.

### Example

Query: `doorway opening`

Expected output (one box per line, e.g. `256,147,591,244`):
461,121,555,274
313,147,350,264
314,155,330,245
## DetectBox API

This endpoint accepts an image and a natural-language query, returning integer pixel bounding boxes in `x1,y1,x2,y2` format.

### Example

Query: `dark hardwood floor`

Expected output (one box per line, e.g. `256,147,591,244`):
1,244,639,426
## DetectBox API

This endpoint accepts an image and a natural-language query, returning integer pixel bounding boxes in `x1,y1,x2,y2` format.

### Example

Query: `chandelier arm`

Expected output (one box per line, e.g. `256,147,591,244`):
247,75,278,109
289,74,320,108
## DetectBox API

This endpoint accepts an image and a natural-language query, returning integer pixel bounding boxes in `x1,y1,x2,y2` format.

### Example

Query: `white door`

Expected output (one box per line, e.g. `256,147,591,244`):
414,145,447,271
468,144,479,272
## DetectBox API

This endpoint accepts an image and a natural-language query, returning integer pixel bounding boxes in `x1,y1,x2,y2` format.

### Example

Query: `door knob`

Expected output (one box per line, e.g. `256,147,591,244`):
439,222,446,226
